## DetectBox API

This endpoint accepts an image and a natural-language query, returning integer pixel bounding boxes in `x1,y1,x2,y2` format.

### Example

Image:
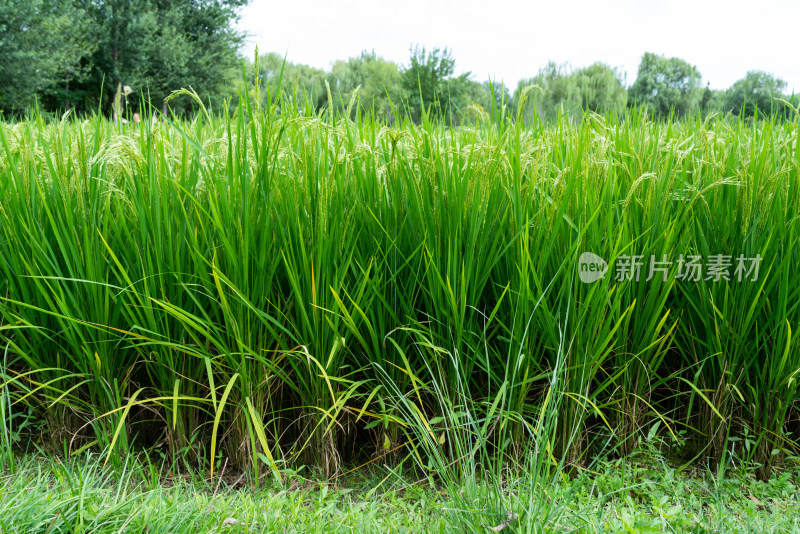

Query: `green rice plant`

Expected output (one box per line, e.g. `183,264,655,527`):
675,115,800,477
0,67,798,483
376,303,590,533
0,117,142,459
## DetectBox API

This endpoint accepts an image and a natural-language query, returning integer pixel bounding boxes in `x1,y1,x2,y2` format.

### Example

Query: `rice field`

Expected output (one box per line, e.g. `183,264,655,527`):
1,86,800,522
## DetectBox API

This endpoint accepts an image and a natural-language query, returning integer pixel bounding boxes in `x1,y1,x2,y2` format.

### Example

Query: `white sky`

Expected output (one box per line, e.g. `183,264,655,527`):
238,0,799,93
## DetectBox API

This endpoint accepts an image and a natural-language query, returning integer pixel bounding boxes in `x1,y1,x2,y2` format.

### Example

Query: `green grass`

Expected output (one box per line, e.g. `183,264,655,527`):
2,444,800,533
0,453,440,533
0,74,800,531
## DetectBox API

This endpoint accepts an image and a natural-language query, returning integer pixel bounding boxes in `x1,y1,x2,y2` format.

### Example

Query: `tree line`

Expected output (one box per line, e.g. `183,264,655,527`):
1,1,797,121
244,49,798,124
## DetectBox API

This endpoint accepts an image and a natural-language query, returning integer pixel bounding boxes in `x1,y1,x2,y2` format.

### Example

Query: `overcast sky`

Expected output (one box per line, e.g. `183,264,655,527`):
238,0,799,93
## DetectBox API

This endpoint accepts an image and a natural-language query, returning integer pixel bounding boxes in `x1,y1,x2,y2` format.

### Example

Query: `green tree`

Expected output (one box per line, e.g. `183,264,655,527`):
513,62,625,123
1,0,246,114
573,62,627,116
698,82,727,115
0,0,96,113
629,52,702,118
72,0,245,113
514,62,578,122
725,71,788,118
330,51,404,121
254,52,329,111
402,45,469,122
461,80,510,118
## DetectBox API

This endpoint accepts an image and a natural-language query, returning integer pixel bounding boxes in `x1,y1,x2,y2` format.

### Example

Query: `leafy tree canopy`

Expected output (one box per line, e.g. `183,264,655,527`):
513,61,626,122
629,52,702,118
402,45,470,122
1,0,246,115
83,0,246,113
331,51,404,121
725,71,788,117
254,52,329,110
0,0,96,112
